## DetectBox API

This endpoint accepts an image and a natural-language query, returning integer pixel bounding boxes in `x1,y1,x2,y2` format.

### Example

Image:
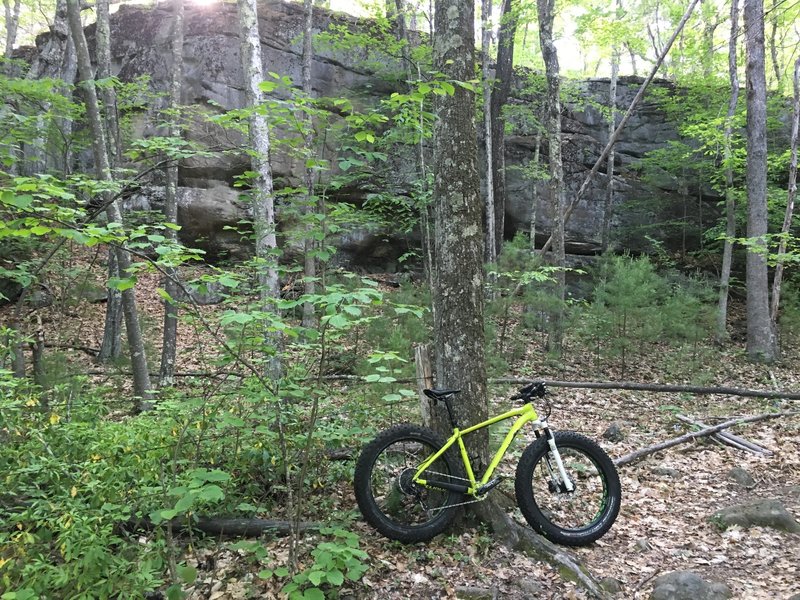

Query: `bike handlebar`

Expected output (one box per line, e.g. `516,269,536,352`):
512,381,547,401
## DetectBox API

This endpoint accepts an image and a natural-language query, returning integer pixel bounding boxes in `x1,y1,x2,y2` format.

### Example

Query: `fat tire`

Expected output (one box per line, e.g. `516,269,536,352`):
515,430,621,546
354,424,464,543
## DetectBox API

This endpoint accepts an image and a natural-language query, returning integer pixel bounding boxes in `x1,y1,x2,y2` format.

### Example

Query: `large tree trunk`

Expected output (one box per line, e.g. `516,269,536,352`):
743,0,779,362
66,0,154,409
716,0,740,343
431,0,487,463
770,57,800,322
237,0,282,378
537,0,566,349
159,0,185,387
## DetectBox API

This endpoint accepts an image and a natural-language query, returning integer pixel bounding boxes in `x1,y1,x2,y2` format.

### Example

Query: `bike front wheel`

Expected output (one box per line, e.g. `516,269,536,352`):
515,430,621,546
353,424,464,543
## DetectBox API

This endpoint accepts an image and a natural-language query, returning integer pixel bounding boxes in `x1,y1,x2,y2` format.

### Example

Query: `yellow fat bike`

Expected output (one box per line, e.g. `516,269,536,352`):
353,382,621,546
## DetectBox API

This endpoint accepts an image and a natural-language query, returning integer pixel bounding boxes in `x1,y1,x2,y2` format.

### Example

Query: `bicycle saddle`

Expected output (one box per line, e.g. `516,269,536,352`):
423,388,461,403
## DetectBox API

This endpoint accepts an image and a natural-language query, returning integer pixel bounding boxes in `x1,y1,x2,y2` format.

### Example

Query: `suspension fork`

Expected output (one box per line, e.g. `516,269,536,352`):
539,427,574,493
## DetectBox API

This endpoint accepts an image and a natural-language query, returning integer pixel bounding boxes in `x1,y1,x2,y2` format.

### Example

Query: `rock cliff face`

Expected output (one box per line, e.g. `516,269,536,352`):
67,0,713,267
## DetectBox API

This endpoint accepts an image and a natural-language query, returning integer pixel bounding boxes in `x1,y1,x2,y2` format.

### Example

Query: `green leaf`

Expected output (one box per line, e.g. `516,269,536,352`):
258,569,274,579
307,570,325,586
174,493,195,513
165,584,184,600
327,314,349,328
197,485,225,502
274,566,290,577
177,565,198,584
326,569,344,586
302,589,325,600
107,276,137,291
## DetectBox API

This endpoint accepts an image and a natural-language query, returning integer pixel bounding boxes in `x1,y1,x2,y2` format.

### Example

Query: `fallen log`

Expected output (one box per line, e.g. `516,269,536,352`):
493,379,800,401
614,411,797,467
122,516,321,538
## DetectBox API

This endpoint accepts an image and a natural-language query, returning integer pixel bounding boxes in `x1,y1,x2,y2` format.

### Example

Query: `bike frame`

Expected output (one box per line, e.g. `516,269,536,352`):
412,402,574,496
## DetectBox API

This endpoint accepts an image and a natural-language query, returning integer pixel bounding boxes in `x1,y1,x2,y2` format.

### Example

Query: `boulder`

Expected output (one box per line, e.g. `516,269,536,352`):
649,571,732,600
711,499,800,533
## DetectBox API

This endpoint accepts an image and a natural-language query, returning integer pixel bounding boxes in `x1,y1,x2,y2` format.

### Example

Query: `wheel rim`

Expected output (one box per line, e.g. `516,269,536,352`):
531,445,609,532
368,437,454,528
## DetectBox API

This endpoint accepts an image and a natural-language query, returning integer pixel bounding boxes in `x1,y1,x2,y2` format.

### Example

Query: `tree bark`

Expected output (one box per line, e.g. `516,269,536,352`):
717,0,740,343
490,0,517,258
237,0,282,378
301,0,317,330
602,3,620,253
432,0,487,462
65,0,154,409
743,0,779,363
537,0,566,348
3,0,21,62
769,57,799,322
159,0,185,387
481,0,496,268
768,0,781,87
529,131,542,251
96,0,125,365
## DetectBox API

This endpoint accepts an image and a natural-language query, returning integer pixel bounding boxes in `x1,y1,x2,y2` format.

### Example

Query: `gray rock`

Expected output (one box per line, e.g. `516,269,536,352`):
602,422,625,442
454,586,497,600
727,466,756,488
600,576,624,595
650,571,732,600
514,578,543,597
652,466,681,478
711,499,800,533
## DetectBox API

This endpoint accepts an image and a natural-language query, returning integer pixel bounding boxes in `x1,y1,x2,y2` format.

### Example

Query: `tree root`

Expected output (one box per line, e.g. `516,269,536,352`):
472,500,608,599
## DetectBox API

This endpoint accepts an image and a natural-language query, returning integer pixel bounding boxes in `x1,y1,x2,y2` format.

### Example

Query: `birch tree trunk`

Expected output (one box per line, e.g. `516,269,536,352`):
529,131,541,251
602,2,620,253
96,0,124,364
159,0,184,387
770,57,800,322
716,0,740,343
431,0,487,463
537,0,566,349
490,0,516,258
66,0,154,408
743,0,779,363
301,0,317,330
481,0,496,267
237,0,282,378
4,0,21,62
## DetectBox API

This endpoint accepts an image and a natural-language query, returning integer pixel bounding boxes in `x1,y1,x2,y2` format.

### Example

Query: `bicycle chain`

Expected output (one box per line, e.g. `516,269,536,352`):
419,470,508,509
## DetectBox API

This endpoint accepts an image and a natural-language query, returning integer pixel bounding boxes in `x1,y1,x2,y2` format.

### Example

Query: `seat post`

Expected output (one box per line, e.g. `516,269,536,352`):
443,397,459,429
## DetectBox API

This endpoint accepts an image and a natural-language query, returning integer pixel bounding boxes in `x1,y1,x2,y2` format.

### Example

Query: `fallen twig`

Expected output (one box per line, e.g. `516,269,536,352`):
675,414,773,456
614,411,797,467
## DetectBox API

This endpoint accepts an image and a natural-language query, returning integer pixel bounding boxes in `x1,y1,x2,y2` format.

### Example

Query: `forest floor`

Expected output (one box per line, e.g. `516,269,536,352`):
5,264,800,600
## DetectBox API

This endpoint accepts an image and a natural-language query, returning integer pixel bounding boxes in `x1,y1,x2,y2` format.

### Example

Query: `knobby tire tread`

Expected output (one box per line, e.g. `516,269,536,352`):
515,430,621,546
354,424,464,543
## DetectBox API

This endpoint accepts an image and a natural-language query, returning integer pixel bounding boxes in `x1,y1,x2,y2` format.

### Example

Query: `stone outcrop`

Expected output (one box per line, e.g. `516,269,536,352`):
25,0,720,269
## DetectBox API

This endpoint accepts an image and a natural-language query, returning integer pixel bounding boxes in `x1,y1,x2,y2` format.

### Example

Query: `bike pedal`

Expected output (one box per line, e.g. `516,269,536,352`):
476,477,502,495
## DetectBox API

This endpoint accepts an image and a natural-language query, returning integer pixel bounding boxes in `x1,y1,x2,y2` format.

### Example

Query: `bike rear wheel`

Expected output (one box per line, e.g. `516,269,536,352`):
515,430,621,546
354,424,464,543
